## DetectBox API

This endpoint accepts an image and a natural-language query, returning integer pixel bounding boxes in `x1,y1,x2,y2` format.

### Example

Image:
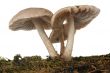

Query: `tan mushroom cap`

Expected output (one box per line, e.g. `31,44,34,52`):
9,8,53,31
51,5,100,29
50,5,100,43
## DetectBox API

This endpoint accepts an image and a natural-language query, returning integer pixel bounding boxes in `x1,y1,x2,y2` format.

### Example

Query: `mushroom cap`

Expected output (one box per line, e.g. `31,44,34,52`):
51,5,100,30
9,8,53,31
50,5,100,43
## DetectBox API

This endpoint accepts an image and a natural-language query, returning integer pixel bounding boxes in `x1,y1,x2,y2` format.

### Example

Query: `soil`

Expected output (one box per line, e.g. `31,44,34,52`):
0,53,110,73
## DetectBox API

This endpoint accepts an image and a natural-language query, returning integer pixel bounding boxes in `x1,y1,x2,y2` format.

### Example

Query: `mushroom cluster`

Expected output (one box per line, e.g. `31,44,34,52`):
9,5,100,61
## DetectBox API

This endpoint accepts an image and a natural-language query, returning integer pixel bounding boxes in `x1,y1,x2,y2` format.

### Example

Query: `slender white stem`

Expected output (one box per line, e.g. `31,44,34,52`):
62,16,75,61
32,20,58,58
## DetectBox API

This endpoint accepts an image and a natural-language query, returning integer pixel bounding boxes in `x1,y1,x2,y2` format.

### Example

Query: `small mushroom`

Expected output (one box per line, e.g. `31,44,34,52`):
49,24,69,56
9,8,58,59
51,5,100,61
49,22,72,56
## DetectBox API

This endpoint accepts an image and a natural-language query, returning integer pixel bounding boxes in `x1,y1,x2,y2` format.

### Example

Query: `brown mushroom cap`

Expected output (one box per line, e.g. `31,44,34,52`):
51,5,100,30
9,8,53,31
50,5,100,43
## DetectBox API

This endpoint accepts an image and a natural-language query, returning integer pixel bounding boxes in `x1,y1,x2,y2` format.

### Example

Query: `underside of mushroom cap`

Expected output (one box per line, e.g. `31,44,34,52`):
73,5,100,29
9,8,53,31
49,29,67,43
49,23,76,43
49,24,68,43
51,5,100,30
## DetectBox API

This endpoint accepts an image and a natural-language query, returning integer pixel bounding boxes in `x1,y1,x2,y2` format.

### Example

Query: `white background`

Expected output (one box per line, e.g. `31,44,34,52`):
0,0,110,59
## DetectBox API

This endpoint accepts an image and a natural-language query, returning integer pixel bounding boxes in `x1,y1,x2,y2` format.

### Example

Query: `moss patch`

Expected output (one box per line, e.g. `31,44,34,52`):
0,54,110,73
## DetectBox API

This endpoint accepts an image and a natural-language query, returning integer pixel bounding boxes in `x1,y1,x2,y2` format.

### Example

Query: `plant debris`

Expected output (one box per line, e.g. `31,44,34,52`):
0,53,110,73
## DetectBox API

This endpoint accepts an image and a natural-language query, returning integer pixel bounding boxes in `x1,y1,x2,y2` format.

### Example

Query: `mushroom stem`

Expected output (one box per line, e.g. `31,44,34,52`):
62,16,75,61
60,26,65,56
32,20,58,58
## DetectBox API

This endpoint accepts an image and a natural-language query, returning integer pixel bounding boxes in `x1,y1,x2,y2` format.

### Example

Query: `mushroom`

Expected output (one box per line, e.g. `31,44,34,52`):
49,24,69,56
51,5,100,61
9,8,58,59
